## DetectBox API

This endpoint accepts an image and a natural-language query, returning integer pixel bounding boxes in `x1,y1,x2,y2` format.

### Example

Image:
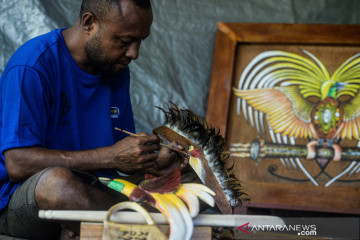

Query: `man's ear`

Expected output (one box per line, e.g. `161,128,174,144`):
81,13,98,34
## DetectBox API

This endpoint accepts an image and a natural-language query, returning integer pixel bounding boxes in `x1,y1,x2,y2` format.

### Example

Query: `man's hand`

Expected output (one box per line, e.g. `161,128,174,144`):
146,141,189,176
110,133,161,174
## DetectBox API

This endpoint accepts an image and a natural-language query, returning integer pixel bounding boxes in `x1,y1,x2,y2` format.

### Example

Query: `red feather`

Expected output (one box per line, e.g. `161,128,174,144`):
129,187,156,205
139,168,181,193
189,147,202,157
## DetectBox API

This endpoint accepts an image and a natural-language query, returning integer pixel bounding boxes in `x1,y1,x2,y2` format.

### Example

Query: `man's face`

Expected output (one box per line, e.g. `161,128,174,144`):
85,1,152,75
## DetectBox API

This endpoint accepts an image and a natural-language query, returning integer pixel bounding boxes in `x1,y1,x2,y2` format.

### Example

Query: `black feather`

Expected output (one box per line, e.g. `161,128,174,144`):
156,102,249,207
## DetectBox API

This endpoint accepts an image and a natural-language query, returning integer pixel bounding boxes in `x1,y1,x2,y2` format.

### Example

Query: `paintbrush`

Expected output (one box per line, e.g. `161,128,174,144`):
114,127,194,157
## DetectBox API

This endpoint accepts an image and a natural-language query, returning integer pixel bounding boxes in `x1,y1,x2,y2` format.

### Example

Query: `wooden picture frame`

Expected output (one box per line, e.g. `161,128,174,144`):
206,23,360,214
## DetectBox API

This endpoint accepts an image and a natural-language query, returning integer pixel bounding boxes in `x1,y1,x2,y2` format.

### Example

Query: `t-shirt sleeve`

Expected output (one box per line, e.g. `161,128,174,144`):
0,66,48,156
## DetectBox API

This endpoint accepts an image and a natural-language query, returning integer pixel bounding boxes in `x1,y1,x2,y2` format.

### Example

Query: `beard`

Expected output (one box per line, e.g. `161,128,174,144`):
85,29,123,75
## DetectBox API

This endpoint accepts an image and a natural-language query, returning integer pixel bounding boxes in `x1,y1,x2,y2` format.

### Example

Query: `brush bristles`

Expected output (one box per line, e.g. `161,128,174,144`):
157,102,249,207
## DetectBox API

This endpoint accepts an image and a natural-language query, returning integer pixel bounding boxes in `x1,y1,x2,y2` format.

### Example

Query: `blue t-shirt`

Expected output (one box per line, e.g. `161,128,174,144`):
0,29,135,210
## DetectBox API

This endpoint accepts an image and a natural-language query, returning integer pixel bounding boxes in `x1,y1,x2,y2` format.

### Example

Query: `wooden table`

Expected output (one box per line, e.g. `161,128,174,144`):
80,223,211,240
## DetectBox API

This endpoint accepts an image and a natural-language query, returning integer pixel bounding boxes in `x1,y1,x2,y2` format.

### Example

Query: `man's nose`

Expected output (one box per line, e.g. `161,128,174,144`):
126,42,140,60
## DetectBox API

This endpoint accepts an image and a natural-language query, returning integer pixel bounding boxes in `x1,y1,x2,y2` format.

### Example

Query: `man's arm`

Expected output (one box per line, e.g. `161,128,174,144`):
5,134,160,182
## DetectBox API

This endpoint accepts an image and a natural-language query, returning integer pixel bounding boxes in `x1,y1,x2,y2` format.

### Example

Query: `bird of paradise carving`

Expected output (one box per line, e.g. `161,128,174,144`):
232,50,360,186
100,168,215,240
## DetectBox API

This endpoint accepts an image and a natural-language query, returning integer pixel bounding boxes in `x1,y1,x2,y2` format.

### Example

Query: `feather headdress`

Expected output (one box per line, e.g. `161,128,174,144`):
153,102,248,214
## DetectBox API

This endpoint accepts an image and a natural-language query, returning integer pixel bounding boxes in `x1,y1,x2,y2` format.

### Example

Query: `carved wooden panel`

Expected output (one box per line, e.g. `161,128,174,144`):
206,23,360,214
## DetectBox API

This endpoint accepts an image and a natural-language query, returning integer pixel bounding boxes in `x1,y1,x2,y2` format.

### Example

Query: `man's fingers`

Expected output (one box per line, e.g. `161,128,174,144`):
142,143,160,153
183,156,189,165
166,141,184,150
175,143,185,151
141,152,158,163
143,160,156,168
161,141,186,155
145,134,160,143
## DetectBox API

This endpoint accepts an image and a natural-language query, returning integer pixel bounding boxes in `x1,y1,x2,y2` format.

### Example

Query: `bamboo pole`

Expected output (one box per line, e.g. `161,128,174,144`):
39,210,285,227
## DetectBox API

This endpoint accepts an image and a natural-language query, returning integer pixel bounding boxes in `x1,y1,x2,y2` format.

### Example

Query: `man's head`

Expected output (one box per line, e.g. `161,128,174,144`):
79,0,151,23
79,0,153,74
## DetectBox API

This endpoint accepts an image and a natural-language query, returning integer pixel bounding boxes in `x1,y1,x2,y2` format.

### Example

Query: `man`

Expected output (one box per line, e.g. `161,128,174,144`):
0,0,184,239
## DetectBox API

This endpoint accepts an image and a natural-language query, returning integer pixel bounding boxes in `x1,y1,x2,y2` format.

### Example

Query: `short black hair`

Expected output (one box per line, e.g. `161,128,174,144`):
79,0,151,22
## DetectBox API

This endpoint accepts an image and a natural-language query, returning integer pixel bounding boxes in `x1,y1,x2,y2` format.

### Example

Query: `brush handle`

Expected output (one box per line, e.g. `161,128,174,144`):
115,127,189,156
114,127,140,137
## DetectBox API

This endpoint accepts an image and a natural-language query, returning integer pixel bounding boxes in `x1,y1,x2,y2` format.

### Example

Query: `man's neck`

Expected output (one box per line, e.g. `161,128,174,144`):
62,21,100,75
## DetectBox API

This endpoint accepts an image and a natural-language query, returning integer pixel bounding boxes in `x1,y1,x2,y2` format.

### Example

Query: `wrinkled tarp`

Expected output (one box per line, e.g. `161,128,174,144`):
1,0,359,133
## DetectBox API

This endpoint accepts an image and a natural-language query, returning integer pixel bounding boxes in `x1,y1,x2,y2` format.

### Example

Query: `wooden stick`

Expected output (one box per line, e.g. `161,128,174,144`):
114,127,189,157
114,127,140,137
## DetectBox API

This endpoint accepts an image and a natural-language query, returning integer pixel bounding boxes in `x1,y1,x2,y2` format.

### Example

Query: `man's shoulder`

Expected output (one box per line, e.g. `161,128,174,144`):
4,29,64,72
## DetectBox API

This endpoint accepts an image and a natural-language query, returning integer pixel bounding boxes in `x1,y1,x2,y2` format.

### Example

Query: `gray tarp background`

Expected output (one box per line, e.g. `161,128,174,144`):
1,0,359,133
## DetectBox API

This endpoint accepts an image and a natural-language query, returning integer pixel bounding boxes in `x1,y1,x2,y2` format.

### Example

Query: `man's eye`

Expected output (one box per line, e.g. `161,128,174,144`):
120,40,131,46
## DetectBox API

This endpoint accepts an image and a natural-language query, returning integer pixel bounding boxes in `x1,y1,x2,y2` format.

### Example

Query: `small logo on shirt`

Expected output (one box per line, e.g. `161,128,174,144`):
110,107,120,118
